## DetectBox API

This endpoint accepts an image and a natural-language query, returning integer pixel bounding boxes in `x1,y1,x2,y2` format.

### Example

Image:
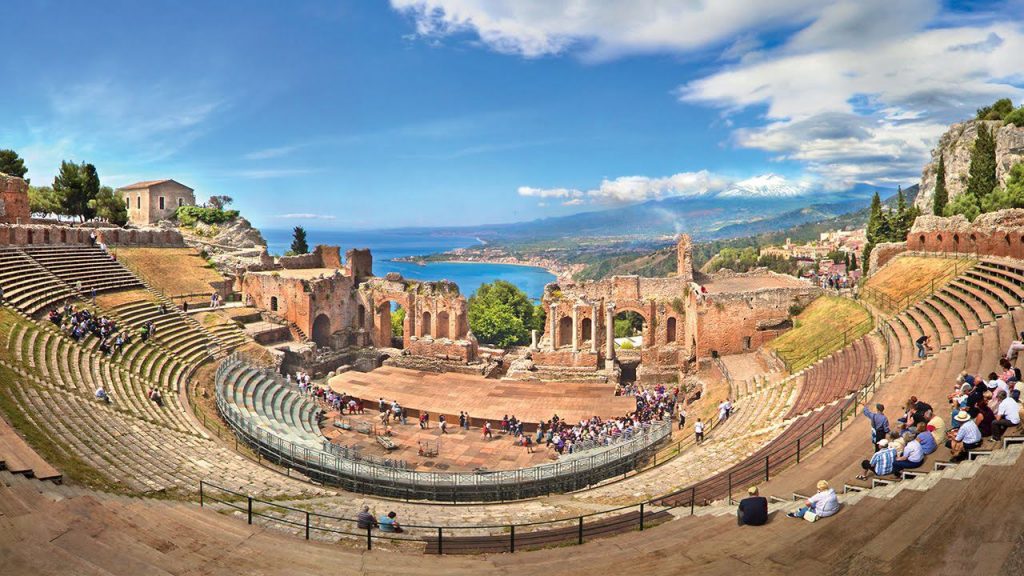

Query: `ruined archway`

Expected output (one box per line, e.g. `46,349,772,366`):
436,311,450,339
558,316,573,347
312,314,332,348
581,318,592,346
666,317,677,343
613,310,647,350
377,301,407,348
420,311,432,337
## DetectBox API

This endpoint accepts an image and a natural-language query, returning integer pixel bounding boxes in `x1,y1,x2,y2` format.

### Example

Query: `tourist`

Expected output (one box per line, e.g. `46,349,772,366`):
148,388,163,407
523,433,534,454
892,433,925,474
992,390,1021,441
718,400,729,423
439,415,448,434
419,412,429,429
915,335,931,359
459,411,466,429
0,285,4,303
916,423,937,455
378,511,403,533
379,397,386,413
787,480,839,520
862,403,889,447
858,439,896,480
463,412,470,430
159,302,168,315
482,421,493,440
737,486,768,526
88,230,97,246
356,505,377,530
1007,337,1024,362
182,300,189,313
95,385,110,404
678,407,687,430
694,418,704,443
947,411,982,460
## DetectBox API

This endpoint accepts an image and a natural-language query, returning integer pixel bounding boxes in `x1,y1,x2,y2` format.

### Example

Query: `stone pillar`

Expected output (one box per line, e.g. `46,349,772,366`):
549,304,558,351
571,304,579,353
590,304,598,353
531,329,538,350
605,302,615,361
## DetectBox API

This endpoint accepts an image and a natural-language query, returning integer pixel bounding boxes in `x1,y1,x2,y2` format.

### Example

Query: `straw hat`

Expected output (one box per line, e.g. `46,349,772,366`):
954,411,971,423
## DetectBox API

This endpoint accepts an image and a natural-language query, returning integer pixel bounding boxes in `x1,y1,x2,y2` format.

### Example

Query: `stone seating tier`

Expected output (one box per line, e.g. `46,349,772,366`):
0,249,76,314
219,361,323,449
20,244,143,295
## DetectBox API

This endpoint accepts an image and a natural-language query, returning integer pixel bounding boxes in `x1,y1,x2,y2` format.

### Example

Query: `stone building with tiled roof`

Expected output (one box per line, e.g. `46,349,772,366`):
116,179,195,226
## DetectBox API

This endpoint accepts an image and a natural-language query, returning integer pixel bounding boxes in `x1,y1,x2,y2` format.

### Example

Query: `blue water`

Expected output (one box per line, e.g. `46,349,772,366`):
262,229,555,300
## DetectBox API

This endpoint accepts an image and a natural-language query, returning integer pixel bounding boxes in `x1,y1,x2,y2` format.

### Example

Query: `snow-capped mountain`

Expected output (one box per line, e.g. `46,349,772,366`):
716,174,811,199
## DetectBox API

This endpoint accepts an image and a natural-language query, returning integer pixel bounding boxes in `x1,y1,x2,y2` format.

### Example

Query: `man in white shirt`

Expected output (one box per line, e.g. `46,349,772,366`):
694,419,704,443
892,436,924,474
992,390,1021,441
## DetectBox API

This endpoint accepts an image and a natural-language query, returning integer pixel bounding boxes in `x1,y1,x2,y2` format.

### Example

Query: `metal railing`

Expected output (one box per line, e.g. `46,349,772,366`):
774,315,875,373
200,364,884,554
860,254,974,316
214,356,672,503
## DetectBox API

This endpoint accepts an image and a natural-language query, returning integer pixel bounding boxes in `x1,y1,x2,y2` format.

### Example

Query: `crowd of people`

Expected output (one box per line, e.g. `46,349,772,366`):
47,303,139,357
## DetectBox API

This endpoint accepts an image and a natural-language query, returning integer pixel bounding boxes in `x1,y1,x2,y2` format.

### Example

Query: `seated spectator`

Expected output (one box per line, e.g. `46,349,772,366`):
737,486,768,526
787,480,839,520
947,411,982,461
378,511,403,533
356,505,377,530
892,434,925,474
974,393,995,437
992,390,1021,442
95,385,110,404
915,423,937,455
927,414,946,442
858,439,897,480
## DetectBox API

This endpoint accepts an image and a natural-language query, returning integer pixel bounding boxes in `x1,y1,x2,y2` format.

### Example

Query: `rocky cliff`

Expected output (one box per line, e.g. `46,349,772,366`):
915,120,1024,213
174,216,273,271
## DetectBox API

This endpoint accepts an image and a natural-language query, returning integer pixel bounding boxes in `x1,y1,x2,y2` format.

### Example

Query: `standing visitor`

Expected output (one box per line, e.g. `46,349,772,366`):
678,407,687,430
694,418,704,443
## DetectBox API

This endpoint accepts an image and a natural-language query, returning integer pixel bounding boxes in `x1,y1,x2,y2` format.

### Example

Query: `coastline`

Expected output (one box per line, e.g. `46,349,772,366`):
427,259,562,279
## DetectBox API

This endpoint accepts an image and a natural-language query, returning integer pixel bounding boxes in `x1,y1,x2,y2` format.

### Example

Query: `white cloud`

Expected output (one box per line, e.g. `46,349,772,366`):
390,0,822,59
244,146,300,160
517,186,582,199
562,197,584,206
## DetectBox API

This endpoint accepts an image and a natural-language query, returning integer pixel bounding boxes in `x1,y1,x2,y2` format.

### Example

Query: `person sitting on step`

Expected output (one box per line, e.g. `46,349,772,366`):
858,439,897,480
892,431,925,474
737,486,768,526
946,411,982,461
787,480,839,520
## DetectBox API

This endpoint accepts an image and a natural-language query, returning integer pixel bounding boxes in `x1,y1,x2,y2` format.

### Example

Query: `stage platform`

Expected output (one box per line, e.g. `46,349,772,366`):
328,367,634,428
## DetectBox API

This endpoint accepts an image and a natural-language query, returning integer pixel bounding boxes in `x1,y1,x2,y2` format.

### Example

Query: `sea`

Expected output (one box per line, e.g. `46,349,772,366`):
261,228,555,300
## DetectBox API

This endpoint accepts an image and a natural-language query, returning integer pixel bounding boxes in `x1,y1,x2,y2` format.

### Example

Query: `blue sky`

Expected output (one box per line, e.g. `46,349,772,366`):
2,0,1023,229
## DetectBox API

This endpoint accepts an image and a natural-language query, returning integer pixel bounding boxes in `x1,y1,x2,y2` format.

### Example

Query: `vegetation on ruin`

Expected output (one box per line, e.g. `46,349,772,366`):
468,280,545,348
614,311,645,338
702,247,802,276
0,149,28,178
767,296,871,372
175,205,240,226
862,255,974,315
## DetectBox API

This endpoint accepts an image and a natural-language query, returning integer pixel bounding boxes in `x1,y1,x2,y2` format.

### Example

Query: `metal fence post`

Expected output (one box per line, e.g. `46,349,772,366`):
305,512,310,540
510,524,515,553
640,503,645,531
797,438,801,464
367,526,372,550
199,481,204,507
247,496,252,525
765,455,769,482
727,472,733,504
438,527,443,555
690,487,696,516
820,423,825,448
578,516,584,544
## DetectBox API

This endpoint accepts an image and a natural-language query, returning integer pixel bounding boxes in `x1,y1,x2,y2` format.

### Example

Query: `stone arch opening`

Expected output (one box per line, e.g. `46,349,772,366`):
581,318,593,346
377,301,407,348
420,311,432,337
937,234,943,243
357,304,366,329
666,317,677,343
953,234,960,246
437,311,450,339
1006,234,1012,245
270,296,278,312
919,234,926,246
558,316,573,347
613,310,647,350
312,314,331,348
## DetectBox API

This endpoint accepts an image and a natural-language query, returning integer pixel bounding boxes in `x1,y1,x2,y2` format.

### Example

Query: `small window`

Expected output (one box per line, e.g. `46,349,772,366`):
178,197,184,207
125,197,130,210
270,296,278,312
159,196,165,210
137,195,141,209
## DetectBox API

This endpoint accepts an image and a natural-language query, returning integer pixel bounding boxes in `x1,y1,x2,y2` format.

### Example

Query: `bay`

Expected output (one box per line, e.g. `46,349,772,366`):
262,228,555,300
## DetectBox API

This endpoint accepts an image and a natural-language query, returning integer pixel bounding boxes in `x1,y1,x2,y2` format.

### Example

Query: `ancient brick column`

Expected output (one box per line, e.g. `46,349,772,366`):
605,302,615,361
549,304,558,351
571,304,579,353
590,304,598,353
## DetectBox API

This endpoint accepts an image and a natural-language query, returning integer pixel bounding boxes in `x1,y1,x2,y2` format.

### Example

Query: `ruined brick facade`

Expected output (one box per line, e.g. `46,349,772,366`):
538,235,818,381
0,173,31,224
240,246,476,362
906,210,1024,259
0,224,183,246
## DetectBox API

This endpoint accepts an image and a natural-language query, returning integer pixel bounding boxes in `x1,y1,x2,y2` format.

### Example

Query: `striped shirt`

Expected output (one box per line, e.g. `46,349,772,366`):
869,447,896,476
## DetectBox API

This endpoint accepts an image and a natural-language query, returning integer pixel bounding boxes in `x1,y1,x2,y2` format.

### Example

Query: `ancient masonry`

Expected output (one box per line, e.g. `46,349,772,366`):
526,236,819,383
0,173,31,224
240,245,476,362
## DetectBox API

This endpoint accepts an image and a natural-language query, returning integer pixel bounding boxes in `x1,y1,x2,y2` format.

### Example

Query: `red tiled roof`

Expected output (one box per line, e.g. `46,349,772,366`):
117,179,192,191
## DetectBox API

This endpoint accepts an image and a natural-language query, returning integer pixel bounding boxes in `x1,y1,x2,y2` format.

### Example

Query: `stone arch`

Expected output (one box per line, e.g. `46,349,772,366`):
357,304,366,329
437,311,450,339
558,316,573,347
666,317,677,343
581,318,592,345
312,314,331,347
421,311,432,337
376,300,407,348
270,296,279,312
919,234,926,247
613,308,648,349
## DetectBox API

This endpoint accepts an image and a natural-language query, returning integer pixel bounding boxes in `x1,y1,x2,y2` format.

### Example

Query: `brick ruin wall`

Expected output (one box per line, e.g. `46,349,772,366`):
279,245,342,269
692,286,819,359
905,210,1024,259
0,173,30,224
0,224,184,247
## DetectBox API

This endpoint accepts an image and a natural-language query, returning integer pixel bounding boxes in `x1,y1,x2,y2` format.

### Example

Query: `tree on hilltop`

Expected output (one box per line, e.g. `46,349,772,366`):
976,98,1014,121
290,226,309,254
933,154,948,216
966,123,998,201
208,195,233,210
0,149,27,178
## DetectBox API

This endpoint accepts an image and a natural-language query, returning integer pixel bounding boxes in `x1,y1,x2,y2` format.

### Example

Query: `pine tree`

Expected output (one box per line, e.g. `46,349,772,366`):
0,149,28,178
849,252,857,272
866,192,883,244
290,226,309,254
933,154,948,215
966,123,998,201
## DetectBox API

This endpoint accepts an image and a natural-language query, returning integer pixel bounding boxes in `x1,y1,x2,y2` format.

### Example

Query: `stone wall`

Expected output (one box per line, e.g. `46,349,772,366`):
279,245,342,269
0,173,30,224
867,241,909,275
915,120,1024,213
0,224,183,247
906,209,1024,259
690,285,818,359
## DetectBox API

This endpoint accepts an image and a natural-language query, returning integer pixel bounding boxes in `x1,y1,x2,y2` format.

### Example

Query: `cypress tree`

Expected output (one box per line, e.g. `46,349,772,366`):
966,123,998,201
866,192,883,244
933,154,948,215
290,226,309,254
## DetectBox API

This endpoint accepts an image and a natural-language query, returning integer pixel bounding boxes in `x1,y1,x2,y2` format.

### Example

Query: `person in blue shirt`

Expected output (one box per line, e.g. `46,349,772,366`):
378,511,403,533
915,423,937,455
858,439,897,480
862,403,889,447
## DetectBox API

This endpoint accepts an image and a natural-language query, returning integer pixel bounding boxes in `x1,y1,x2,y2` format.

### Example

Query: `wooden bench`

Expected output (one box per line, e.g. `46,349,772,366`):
376,435,397,451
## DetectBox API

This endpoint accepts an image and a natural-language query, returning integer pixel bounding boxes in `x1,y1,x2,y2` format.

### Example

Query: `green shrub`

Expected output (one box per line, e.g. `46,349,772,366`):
176,205,239,226
619,340,635,350
1005,106,1024,128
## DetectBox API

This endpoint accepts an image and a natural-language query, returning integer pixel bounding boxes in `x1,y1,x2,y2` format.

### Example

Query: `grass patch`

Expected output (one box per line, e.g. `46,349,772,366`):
767,296,871,372
863,256,973,314
113,247,226,298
